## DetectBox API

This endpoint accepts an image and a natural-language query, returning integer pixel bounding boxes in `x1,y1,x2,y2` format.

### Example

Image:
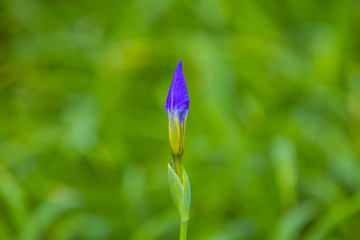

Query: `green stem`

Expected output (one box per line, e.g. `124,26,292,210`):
173,155,183,183
180,222,188,240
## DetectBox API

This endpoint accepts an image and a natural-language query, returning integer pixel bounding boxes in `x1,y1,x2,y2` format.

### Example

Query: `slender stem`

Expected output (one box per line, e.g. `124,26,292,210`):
173,155,183,183
180,222,188,240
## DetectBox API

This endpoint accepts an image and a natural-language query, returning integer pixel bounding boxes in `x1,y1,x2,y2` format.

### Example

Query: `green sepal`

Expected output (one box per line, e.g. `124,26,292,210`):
167,163,191,223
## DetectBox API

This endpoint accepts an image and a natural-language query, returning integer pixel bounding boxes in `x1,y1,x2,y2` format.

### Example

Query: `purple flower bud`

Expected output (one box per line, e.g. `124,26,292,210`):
165,61,190,158
165,61,190,125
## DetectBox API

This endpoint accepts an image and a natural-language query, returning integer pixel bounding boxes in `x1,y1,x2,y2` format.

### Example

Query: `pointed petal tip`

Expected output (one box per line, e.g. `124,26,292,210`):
176,60,183,72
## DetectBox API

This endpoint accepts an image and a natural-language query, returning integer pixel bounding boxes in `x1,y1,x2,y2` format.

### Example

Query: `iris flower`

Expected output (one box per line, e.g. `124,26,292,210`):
165,60,189,182
165,61,191,240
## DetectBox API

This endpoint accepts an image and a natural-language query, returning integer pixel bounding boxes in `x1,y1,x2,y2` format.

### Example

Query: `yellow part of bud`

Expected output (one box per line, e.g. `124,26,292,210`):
168,116,186,157
168,116,187,183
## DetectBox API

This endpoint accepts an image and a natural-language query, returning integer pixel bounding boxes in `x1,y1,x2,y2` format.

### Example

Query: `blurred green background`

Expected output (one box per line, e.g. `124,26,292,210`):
1,0,360,239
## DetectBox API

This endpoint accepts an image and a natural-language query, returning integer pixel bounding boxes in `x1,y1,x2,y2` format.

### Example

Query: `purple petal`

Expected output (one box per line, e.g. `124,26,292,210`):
164,61,190,123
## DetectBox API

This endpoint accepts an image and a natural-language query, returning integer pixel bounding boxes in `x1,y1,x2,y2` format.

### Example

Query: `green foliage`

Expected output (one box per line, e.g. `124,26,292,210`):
1,0,360,239
168,164,191,223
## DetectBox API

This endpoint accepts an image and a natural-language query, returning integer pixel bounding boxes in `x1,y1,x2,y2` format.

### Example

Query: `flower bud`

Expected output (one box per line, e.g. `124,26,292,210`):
165,60,190,182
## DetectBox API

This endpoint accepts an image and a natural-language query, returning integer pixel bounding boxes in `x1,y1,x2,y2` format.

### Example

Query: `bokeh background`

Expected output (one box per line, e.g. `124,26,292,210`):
1,0,360,239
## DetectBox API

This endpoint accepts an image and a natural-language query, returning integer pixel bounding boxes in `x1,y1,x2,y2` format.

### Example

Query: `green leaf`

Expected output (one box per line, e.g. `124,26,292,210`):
168,163,183,217
181,167,191,223
167,164,191,223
